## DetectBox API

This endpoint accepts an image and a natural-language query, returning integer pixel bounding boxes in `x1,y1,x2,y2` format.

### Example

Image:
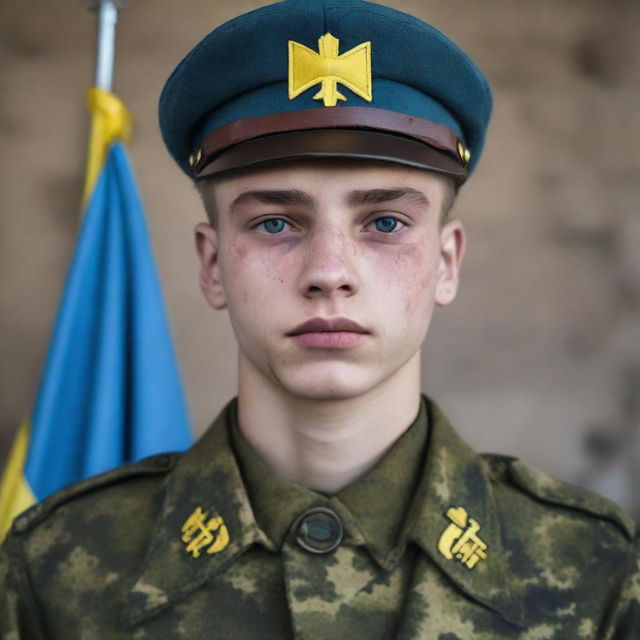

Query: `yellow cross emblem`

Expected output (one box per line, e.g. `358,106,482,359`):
288,33,372,107
181,506,230,558
437,506,488,570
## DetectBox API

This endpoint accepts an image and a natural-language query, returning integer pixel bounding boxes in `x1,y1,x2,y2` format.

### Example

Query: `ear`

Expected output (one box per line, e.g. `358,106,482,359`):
194,222,227,309
435,219,466,307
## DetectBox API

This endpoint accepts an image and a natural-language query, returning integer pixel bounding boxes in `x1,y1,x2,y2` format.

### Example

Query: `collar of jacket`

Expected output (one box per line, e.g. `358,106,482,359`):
123,399,270,626
403,398,525,628
231,395,429,567
123,396,525,628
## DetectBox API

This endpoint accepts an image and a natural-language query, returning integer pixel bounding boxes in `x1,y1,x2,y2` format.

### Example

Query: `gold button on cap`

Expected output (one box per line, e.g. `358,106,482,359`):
457,140,471,166
188,147,203,168
293,507,343,554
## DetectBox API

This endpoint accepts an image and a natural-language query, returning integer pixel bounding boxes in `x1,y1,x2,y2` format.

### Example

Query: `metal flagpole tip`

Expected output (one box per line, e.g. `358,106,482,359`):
89,0,124,92
87,0,126,10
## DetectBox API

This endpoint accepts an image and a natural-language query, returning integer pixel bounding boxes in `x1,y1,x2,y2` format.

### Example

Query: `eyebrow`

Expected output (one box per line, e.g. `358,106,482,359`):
230,189,316,212
229,186,431,213
346,188,431,208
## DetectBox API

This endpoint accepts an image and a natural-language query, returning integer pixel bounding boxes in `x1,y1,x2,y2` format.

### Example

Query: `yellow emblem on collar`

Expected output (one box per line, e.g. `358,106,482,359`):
437,506,488,570
181,506,230,558
288,33,372,107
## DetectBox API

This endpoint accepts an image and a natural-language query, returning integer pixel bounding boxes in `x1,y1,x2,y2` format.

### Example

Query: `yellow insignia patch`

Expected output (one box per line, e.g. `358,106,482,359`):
181,506,230,558
288,33,372,107
437,506,488,569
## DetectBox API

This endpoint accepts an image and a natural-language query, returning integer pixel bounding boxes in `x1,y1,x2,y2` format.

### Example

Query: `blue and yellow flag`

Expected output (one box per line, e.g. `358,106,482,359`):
0,89,192,539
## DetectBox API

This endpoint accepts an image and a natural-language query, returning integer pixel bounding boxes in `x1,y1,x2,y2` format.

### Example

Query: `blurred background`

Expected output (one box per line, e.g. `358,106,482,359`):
1,0,638,518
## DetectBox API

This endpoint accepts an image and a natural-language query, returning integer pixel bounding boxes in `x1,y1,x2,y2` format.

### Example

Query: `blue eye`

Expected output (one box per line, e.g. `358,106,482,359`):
259,219,287,234
373,216,401,233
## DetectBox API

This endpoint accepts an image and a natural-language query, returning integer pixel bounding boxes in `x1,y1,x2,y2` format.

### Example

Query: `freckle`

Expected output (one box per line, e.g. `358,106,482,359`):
233,243,248,260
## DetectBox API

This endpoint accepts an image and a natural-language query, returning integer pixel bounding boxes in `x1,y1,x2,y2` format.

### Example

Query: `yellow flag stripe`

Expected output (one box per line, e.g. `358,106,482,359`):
0,419,36,540
82,88,132,205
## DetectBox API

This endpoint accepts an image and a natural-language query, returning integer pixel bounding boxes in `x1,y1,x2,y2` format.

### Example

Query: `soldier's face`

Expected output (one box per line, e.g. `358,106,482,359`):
195,161,465,401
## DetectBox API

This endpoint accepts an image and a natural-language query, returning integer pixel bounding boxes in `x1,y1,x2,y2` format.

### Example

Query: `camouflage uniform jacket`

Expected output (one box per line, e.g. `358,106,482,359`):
1,396,638,639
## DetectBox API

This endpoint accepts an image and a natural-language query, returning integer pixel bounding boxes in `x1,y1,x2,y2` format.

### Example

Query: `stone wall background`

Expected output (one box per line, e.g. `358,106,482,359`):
1,1,638,517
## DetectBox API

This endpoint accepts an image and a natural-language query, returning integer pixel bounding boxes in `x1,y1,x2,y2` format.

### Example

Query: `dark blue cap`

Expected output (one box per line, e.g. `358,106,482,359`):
159,0,492,181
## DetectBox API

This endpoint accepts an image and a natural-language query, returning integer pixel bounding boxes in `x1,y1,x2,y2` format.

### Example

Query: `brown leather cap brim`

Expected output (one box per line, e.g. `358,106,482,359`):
194,129,467,182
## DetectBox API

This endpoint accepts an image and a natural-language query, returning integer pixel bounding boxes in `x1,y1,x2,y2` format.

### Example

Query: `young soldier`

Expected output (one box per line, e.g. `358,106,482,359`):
1,0,638,638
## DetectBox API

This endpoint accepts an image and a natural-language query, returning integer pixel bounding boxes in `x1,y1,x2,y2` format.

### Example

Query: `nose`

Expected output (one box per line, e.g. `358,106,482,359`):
297,225,361,299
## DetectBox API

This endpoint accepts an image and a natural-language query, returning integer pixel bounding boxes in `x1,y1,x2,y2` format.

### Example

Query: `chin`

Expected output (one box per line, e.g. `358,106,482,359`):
275,363,379,402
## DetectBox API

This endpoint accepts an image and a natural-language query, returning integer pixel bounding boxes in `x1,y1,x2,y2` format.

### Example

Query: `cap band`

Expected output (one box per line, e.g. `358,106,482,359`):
193,107,469,179
194,128,467,181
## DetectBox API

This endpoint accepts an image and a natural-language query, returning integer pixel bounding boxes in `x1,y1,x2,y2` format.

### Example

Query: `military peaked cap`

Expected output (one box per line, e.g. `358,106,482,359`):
159,0,492,183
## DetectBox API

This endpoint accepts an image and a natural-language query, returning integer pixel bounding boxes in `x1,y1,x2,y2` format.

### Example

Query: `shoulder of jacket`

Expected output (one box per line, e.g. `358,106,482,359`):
480,453,636,541
10,453,179,536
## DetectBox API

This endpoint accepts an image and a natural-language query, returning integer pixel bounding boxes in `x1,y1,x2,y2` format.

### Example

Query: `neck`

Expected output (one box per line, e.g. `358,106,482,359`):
236,355,422,493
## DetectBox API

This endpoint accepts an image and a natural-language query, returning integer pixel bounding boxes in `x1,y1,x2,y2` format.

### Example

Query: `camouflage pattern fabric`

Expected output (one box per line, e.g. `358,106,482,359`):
1,396,638,639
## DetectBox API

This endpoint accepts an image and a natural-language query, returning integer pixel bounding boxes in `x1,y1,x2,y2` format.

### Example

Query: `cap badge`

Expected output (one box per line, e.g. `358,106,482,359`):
288,33,372,107
437,506,488,570
181,506,230,558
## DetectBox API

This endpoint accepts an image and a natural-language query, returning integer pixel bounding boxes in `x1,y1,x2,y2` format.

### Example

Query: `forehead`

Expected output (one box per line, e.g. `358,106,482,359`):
206,159,448,205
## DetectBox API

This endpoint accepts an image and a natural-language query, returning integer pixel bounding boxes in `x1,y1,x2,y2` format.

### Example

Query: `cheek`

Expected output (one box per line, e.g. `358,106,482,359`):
404,257,437,318
231,240,249,262
370,239,437,317
223,238,291,303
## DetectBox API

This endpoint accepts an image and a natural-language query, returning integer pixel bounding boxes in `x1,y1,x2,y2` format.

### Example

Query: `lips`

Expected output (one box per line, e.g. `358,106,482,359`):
287,317,369,336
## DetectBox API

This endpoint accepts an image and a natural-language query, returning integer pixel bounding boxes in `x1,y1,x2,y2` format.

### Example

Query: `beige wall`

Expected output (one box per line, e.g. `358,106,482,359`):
1,1,638,516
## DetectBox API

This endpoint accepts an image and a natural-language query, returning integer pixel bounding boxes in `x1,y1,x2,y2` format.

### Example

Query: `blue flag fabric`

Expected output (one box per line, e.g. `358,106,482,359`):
24,142,192,500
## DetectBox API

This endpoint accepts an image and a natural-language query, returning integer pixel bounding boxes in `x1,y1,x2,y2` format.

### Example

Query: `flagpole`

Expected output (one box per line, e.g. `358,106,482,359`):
91,0,121,91
83,0,127,202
